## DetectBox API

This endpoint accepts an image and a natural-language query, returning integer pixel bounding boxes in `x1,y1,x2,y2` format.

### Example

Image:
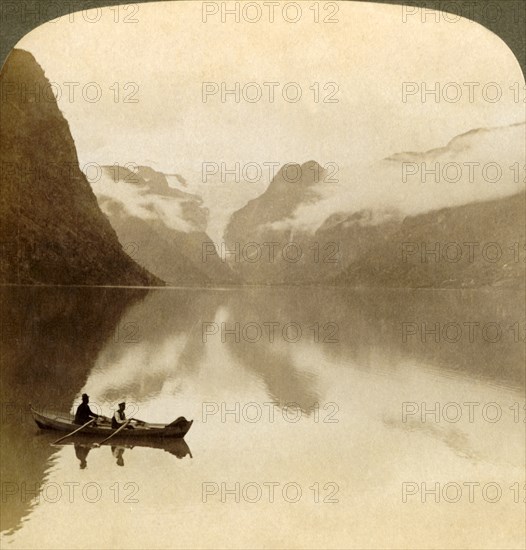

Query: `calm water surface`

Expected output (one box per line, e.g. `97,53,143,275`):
1,287,524,549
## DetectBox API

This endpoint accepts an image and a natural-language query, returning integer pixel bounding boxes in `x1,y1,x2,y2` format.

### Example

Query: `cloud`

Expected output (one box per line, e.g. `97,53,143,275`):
267,122,526,233
91,170,198,233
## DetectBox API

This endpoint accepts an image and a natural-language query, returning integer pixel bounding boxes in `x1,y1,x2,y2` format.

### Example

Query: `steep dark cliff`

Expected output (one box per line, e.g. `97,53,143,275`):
0,49,162,285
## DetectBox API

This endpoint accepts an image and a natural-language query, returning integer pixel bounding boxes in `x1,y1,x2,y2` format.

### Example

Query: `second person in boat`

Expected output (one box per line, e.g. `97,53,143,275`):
112,402,135,430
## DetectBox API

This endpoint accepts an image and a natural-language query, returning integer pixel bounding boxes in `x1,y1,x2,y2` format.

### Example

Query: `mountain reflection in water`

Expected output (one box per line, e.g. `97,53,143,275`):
0,286,524,548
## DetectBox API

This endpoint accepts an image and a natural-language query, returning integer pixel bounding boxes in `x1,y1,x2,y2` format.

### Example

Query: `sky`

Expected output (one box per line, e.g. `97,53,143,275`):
15,1,524,178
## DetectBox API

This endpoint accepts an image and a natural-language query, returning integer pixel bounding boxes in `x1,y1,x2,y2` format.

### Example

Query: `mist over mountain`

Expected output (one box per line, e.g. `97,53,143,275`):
0,49,161,286
109,121,524,288
385,122,525,163
257,122,525,236
225,160,325,240
222,161,344,284
92,165,239,285
221,124,525,288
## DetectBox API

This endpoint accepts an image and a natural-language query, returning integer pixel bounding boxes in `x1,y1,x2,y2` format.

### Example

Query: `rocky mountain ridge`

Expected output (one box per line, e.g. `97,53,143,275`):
0,49,161,286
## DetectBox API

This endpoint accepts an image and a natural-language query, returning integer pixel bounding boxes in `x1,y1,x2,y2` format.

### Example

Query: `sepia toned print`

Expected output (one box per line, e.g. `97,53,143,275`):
0,2,524,549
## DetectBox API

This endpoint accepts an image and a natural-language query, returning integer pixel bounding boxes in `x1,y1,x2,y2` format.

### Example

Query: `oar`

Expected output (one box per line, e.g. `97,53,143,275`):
94,419,131,447
52,418,96,445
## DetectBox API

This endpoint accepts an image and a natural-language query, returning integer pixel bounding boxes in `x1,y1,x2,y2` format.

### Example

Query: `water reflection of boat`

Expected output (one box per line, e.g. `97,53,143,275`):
31,406,193,439
66,433,193,459
71,438,193,468
74,444,91,469
111,445,126,466
35,432,193,470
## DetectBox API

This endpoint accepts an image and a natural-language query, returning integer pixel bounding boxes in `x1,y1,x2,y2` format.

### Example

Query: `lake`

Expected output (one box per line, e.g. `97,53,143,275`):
1,286,524,549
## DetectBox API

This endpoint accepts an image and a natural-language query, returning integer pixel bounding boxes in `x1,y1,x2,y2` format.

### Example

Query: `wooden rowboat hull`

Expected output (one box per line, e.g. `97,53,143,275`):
31,406,193,439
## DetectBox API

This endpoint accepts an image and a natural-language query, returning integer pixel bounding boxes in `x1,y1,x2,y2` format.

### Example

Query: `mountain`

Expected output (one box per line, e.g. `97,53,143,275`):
223,161,343,283
0,49,161,286
92,165,239,285
226,160,324,230
385,122,525,164
320,122,525,288
223,122,524,288
324,192,525,289
309,122,525,229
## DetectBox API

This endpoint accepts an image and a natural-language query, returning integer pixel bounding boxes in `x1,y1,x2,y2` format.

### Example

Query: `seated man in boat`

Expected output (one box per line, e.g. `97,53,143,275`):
74,393,100,425
112,402,135,429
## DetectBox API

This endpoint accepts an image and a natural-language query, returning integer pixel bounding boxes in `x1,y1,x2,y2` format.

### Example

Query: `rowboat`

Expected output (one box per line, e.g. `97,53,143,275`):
30,406,193,439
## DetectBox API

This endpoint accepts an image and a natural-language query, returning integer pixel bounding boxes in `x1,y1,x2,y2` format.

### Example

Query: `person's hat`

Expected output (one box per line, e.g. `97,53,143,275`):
82,393,89,399
118,402,126,407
